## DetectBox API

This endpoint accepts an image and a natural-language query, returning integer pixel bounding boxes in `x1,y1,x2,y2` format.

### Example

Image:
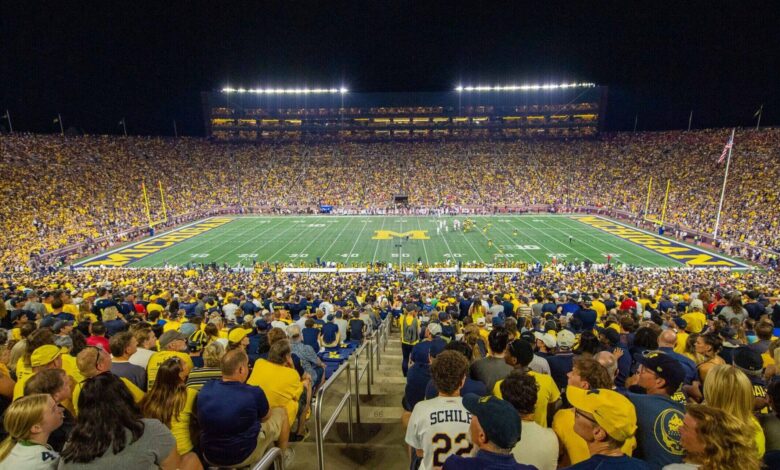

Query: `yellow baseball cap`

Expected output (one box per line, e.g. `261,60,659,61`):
567,386,637,442
31,345,64,368
228,327,249,343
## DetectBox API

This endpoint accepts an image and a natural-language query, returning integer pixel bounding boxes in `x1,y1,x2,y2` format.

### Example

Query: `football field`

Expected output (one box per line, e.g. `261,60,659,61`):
75,215,748,270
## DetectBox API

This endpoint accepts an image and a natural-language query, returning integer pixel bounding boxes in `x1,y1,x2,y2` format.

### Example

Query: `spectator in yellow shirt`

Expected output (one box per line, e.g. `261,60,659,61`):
494,340,561,428
146,331,194,389
247,340,309,438
139,356,201,470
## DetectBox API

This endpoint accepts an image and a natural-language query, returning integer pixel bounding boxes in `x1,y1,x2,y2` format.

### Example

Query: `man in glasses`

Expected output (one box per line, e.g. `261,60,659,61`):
568,386,649,469
72,345,145,414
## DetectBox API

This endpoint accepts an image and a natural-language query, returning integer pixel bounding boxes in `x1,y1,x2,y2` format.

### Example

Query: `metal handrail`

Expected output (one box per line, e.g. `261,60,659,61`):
314,361,353,470
352,340,373,423
252,447,284,470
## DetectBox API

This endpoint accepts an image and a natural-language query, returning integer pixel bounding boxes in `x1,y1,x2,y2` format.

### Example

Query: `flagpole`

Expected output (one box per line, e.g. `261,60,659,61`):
633,114,638,133
4,110,12,133
58,114,64,135
121,118,127,137
173,120,178,138
713,128,735,240
687,110,693,131
756,105,763,131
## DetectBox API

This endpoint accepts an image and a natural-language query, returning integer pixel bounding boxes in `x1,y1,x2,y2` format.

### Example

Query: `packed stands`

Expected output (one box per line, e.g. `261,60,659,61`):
1,129,779,272
0,268,779,468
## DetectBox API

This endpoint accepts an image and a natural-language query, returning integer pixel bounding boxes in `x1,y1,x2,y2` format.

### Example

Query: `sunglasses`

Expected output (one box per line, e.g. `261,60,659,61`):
575,408,599,425
84,345,106,370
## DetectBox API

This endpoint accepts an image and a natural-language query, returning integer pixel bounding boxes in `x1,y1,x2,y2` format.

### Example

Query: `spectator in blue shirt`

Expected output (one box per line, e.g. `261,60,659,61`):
403,346,432,413
301,318,321,353
425,341,488,399
197,349,293,468
320,315,340,348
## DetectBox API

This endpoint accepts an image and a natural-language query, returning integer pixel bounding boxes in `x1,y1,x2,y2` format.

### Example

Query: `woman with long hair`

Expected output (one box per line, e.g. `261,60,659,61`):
461,324,487,361
0,393,63,469
23,369,73,452
59,373,179,469
139,357,202,470
702,364,765,457
694,333,724,382
676,404,761,470
718,292,748,322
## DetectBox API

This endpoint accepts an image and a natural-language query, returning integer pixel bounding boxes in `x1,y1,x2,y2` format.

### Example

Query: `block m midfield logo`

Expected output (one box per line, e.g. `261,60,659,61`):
372,230,430,240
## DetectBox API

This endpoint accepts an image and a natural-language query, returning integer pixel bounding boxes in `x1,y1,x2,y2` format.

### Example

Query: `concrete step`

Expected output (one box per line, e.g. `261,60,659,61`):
286,330,410,469
288,422,408,470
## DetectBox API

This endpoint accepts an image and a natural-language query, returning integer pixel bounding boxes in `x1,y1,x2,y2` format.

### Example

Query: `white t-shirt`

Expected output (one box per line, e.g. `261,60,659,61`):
404,396,475,470
0,442,59,470
511,420,558,470
128,347,156,370
222,303,239,322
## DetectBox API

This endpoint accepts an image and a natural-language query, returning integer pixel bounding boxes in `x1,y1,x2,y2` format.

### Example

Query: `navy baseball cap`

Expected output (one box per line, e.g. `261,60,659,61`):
462,394,521,450
637,350,685,392
734,346,763,372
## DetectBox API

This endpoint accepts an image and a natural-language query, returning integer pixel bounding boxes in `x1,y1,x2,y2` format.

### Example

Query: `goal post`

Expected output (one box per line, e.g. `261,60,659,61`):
141,180,169,228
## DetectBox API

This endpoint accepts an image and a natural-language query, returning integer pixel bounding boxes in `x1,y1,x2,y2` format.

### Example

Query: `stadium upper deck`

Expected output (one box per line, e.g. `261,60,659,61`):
202,84,606,141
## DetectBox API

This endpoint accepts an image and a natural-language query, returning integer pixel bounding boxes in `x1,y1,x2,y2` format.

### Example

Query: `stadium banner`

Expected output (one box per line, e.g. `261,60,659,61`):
427,268,522,273
74,217,235,268
573,216,748,268
281,268,367,273
319,204,333,214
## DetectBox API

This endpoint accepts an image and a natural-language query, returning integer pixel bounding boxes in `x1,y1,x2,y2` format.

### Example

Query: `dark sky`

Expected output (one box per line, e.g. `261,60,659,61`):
3,1,779,136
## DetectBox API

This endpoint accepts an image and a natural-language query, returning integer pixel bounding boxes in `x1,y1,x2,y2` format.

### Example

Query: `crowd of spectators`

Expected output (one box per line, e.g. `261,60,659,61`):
398,282,780,469
0,265,778,467
2,129,780,271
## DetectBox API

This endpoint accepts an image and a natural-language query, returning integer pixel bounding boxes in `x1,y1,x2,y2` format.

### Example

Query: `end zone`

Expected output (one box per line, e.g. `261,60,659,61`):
73,217,235,268
572,216,749,269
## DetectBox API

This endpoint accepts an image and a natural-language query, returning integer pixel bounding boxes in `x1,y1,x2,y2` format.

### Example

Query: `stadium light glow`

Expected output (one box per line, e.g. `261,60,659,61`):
222,87,349,94
454,82,596,92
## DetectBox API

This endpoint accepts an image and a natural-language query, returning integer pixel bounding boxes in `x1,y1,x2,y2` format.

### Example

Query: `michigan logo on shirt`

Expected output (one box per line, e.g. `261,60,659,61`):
654,408,685,455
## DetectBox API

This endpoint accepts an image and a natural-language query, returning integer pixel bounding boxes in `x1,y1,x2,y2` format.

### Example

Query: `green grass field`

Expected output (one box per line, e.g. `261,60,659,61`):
75,215,748,269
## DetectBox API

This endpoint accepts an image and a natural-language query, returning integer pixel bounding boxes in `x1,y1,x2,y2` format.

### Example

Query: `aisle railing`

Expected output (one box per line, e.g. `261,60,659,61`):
252,447,284,470
313,361,353,470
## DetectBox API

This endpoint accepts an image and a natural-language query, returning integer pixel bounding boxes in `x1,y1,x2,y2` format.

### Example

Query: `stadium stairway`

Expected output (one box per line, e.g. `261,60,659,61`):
287,324,409,470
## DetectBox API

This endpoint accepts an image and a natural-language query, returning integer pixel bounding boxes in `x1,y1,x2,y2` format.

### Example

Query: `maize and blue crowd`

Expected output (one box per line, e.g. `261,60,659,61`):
0,130,779,469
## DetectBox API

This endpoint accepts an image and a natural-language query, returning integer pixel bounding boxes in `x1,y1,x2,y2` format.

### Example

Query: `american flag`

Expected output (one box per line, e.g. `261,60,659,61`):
717,131,734,164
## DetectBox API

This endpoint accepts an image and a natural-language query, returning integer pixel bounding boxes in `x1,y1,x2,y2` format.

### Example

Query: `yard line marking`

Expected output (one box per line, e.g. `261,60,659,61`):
416,217,430,265
211,218,290,263
556,217,664,267
489,217,542,263
503,217,561,262
346,218,370,262
516,217,600,263
265,217,325,262
458,223,485,263
371,216,387,264
295,217,340,263
320,217,356,259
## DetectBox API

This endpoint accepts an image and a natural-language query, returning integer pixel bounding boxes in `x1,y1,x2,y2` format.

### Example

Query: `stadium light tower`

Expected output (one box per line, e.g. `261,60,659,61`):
221,86,349,94
454,82,596,92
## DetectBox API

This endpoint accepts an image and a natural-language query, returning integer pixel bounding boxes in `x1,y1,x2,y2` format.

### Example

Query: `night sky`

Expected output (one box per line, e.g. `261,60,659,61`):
3,1,779,136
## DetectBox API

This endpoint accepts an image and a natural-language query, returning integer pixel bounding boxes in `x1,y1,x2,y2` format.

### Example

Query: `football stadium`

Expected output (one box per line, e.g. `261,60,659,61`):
2,4,780,470
74,215,748,270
